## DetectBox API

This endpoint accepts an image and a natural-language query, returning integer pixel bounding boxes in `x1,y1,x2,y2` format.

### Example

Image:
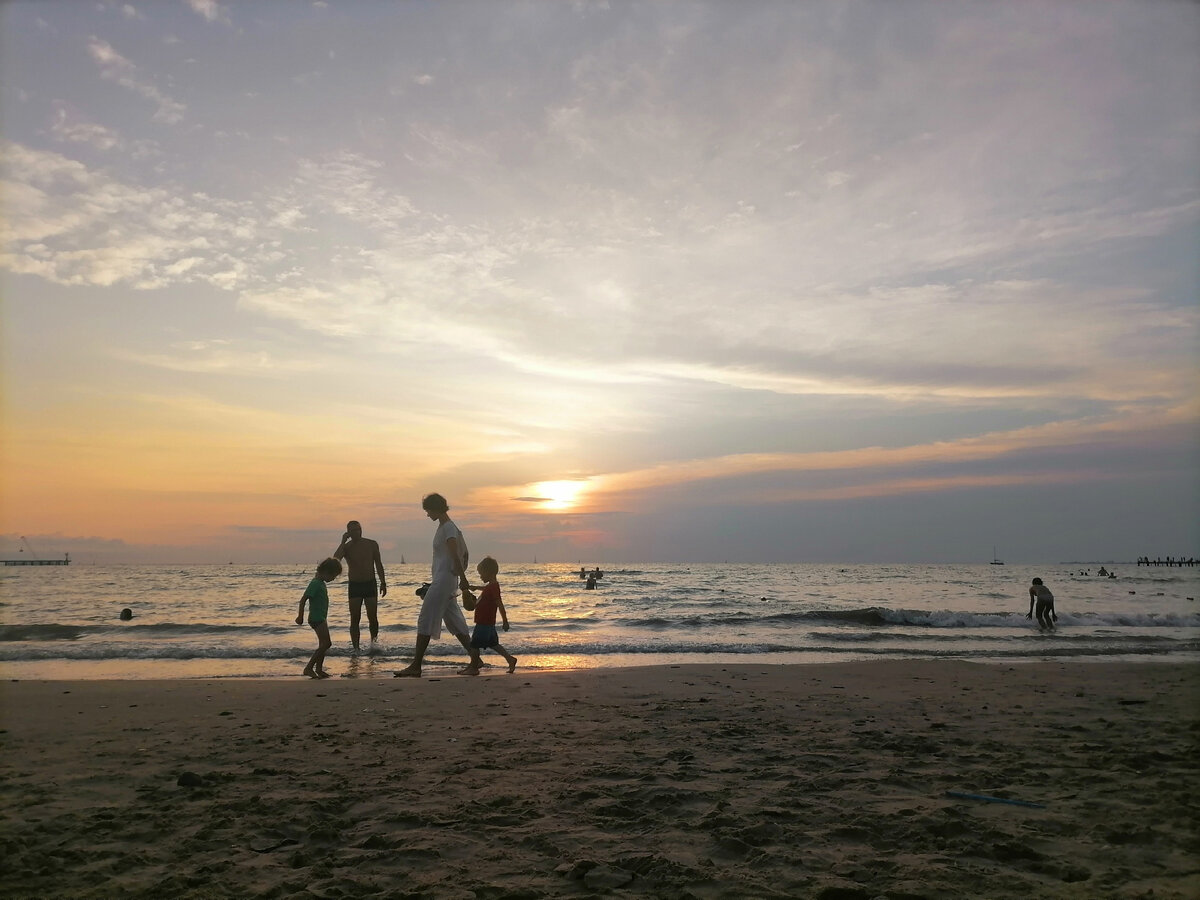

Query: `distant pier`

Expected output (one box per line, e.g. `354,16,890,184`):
1137,556,1196,567
2,554,71,567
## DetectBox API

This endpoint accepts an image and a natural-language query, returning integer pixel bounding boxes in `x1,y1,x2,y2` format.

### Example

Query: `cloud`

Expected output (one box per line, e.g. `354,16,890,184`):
112,340,325,377
49,106,122,151
472,402,1198,516
185,0,231,26
49,104,160,158
0,142,258,289
86,37,185,124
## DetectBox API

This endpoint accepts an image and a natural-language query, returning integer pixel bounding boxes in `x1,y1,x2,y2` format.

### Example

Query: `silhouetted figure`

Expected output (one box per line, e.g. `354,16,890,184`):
295,557,342,678
1027,577,1057,631
334,520,387,651
394,493,476,678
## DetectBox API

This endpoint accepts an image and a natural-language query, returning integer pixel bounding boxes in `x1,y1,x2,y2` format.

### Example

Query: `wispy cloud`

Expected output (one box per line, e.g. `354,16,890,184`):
1,143,253,288
185,0,231,26
473,402,1198,515
86,37,185,124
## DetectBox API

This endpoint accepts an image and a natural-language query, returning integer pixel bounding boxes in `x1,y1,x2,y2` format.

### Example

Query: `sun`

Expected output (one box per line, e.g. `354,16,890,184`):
532,480,586,511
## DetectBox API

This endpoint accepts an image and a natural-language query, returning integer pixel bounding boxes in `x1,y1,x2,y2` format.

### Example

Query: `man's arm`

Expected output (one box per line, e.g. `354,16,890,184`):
373,543,387,596
445,536,471,592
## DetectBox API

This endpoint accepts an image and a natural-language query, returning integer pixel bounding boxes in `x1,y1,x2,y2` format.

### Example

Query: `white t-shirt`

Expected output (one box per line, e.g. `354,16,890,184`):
431,519,467,585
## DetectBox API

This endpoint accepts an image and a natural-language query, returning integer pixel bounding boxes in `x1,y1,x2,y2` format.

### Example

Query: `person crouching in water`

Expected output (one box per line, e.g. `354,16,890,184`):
1027,577,1057,631
461,555,518,675
296,557,342,678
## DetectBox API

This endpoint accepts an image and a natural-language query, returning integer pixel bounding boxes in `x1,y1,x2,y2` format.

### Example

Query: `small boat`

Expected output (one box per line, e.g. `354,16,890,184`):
990,547,1004,565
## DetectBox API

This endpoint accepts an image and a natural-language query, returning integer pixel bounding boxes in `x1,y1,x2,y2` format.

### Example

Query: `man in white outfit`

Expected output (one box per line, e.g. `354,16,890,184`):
393,493,479,677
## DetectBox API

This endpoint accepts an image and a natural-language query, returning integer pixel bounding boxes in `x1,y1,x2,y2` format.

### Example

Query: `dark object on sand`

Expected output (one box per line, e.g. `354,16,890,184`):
119,608,133,620
945,790,1045,809
415,583,430,598
177,772,204,787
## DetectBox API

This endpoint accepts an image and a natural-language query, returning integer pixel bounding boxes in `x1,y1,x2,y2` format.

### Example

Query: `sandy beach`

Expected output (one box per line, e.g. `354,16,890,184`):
1,661,1197,899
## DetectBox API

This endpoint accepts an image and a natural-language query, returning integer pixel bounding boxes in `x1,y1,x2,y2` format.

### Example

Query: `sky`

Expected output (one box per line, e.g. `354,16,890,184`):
1,0,1197,565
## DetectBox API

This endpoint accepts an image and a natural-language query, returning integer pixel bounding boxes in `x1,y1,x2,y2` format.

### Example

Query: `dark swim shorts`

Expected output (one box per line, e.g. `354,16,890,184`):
470,625,499,649
347,580,378,600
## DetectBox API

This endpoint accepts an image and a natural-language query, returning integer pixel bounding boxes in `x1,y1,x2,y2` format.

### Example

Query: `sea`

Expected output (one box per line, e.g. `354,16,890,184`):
1,563,1198,680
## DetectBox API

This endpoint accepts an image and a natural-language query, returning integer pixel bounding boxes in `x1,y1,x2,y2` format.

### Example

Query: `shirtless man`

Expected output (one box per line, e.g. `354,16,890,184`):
333,521,387,651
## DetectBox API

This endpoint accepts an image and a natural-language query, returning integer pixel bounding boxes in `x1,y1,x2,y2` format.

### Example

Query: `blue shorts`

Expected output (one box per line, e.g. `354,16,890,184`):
471,624,499,649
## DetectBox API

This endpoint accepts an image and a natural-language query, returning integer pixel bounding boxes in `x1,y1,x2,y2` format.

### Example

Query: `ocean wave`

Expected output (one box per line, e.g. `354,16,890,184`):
3,633,1197,662
0,624,84,641
619,607,1200,629
0,623,291,641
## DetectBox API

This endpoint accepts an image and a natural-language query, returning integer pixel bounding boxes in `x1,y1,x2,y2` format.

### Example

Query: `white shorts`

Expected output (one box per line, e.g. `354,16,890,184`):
416,578,468,640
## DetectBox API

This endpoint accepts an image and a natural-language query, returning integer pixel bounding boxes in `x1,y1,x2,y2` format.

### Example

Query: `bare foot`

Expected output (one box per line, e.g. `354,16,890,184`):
458,665,481,676
506,656,518,674
302,669,317,679
393,666,421,678
315,670,331,679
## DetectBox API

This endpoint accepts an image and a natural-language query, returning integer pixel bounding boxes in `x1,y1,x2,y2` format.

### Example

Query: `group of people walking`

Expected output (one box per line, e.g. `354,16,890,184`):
294,493,516,679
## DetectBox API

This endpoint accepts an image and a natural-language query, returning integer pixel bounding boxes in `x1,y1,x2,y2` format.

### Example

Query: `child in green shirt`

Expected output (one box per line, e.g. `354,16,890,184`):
296,557,342,678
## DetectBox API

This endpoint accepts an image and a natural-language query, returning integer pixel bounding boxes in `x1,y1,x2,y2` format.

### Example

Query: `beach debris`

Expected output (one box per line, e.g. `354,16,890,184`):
945,790,1045,809
251,837,300,853
176,772,204,787
583,864,635,890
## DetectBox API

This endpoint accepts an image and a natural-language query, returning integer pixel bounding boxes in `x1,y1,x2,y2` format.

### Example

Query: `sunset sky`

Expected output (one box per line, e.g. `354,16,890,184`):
2,0,1197,565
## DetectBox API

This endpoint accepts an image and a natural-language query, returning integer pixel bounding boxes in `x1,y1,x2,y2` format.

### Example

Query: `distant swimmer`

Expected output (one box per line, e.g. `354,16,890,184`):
585,573,597,590
119,608,133,620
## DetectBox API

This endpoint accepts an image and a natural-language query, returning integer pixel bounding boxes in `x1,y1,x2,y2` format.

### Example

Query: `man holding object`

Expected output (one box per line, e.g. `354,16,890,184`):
334,520,387,651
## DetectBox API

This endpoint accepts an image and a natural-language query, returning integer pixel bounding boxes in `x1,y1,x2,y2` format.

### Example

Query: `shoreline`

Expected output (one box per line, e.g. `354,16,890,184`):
3,660,1198,898
3,650,1198,683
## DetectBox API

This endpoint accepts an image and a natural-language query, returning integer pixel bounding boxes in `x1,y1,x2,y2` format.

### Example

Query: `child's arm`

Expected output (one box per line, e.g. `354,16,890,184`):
296,591,308,625
497,596,510,631
1027,587,1035,618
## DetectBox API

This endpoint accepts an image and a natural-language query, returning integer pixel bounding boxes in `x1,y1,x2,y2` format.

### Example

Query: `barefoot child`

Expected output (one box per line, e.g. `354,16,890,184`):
296,557,342,678
460,556,517,675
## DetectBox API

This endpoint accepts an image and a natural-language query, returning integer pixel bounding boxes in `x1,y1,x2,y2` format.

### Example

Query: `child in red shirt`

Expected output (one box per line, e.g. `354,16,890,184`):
461,556,517,675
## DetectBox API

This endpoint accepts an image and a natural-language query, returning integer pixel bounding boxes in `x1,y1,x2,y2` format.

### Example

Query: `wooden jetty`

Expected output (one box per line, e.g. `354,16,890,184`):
3,539,70,566
1136,556,1197,567
3,555,70,566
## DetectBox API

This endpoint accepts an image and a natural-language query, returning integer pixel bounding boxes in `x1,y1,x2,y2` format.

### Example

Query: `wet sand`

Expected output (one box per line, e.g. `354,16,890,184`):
1,661,1197,898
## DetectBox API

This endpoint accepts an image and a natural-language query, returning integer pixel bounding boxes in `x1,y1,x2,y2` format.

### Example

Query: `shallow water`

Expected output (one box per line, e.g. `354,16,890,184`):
1,562,1197,679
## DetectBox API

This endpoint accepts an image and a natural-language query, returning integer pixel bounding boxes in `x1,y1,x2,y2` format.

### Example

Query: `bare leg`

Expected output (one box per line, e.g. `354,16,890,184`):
310,622,333,677
455,632,482,674
365,597,379,642
494,643,518,673
394,633,431,677
349,597,364,651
